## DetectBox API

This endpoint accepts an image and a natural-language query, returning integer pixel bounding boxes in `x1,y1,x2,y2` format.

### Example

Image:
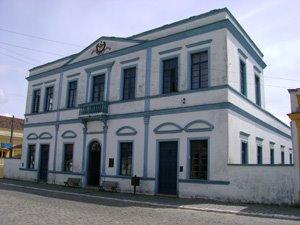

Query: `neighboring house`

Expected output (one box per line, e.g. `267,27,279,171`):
0,115,24,178
20,8,295,203
288,89,300,203
0,115,24,158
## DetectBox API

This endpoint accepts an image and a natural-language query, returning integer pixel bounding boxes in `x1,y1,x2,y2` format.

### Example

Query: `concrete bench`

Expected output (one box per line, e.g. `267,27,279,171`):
64,178,81,187
102,181,118,192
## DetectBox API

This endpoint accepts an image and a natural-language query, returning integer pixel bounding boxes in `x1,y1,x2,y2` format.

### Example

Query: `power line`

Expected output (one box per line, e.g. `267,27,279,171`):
0,27,84,48
0,41,64,56
0,46,43,64
0,51,36,66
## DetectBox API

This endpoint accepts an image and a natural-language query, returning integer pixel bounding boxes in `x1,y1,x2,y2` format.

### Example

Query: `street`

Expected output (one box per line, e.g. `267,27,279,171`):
0,183,299,225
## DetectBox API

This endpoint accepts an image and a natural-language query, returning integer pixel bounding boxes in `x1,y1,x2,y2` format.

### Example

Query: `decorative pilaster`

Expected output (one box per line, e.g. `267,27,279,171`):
81,120,88,176
143,115,150,178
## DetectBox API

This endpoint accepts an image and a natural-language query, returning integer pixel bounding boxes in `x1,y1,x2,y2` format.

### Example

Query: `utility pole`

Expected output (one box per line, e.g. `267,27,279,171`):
9,116,14,158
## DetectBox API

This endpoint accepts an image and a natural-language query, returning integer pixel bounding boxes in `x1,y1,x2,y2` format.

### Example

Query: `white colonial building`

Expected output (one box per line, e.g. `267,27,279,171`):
19,8,296,203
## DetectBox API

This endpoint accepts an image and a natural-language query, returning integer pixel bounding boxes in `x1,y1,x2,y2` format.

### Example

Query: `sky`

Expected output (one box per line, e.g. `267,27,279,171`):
0,0,299,125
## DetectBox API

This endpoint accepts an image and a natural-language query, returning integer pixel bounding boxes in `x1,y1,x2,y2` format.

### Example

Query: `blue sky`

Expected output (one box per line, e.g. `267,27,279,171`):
0,0,299,124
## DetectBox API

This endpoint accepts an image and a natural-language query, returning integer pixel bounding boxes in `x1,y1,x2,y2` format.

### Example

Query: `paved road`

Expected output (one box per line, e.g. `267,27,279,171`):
0,183,299,225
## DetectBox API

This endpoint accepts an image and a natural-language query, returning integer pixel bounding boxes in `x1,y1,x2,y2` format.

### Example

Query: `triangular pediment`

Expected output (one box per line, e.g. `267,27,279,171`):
66,37,143,65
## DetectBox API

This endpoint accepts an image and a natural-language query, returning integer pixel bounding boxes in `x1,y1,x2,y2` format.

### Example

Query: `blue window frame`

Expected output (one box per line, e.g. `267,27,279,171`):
27,144,36,169
270,148,274,165
44,86,54,111
92,74,105,102
67,80,77,108
257,145,263,164
190,139,208,179
64,144,73,172
241,142,248,164
191,51,208,89
162,58,178,94
119,142,132,176
255,74,261,106
123,67,136,100
32,89,41,113
240,60,247,96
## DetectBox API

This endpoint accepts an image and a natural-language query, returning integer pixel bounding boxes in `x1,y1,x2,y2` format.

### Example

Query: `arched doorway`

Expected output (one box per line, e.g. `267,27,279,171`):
87,141,101,186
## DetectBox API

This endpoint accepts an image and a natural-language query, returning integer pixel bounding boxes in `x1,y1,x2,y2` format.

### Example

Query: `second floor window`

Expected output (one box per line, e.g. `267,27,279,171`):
92,75,105,102
163,58,178,94
123,67,136,100
32,89,41,113
67,80,77,108
45,86,54,111
240,60,247,96
191,51,208,89
255,75,261,106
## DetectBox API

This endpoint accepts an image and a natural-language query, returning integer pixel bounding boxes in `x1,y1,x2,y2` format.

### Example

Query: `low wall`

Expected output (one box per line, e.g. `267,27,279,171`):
179,165,297,204
0,158,4,178
3,158,21,180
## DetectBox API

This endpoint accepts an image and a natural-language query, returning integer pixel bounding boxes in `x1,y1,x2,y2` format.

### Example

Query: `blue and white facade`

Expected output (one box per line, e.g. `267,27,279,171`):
20,8,296,204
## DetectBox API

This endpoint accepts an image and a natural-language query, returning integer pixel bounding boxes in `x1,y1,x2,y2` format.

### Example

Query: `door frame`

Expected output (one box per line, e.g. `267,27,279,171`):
155,139,180,195
38,143,50,181
86,140,101,186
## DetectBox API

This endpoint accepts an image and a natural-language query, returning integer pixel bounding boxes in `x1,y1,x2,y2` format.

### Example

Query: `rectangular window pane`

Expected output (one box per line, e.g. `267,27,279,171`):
270,148,274,165
241,142,248,164
120,143,132,176
123,68,136,100
92,75,105,102
27,145,35,169
281,151,285,164
163,58,178,94
257,146,262,164
255,75,261,106
67,80,77,108
45,86,54,111
64,144,73,172
240,60,246,95
191,51,208,89
32,89,40,113
190,140,208,179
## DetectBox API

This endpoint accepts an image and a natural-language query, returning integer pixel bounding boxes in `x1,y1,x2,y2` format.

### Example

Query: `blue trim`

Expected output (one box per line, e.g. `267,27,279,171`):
179,179,229,185
61,130,77,138
85,62,115,73
102,174,155,180
254,65,261,74
102,123,108,175
87,131,103,135
56,73,63,120
227,164,294,167
159,47,182,55
153,122,183,134
24,118,81,128
82,126,87,177
116,126,137,136
120,64,138,100
240,131,250,137
32,82,43,87
238,48,248,59
27,133,38,140
144,47,152,111
256,137,264,142
39,132,52,140
186,39,212,48
66,73,80,78
143,116,150,178
44,79,56,84
184,120,214,132
120,57,140,65
20,168,38,172
53,125,59,171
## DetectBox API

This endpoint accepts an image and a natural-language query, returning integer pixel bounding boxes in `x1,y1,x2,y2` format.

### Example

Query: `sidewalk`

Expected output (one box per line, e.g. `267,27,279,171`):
0,178,299,221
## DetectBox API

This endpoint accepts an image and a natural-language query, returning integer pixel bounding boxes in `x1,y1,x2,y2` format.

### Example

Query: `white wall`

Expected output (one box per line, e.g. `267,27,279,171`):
3,158,21,180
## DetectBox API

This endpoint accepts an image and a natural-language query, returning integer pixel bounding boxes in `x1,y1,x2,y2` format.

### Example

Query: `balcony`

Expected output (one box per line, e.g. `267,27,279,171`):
79,101,108,116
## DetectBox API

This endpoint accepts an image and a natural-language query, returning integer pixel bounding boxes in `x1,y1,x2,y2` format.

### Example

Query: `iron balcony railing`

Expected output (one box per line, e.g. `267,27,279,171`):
79,101,108,116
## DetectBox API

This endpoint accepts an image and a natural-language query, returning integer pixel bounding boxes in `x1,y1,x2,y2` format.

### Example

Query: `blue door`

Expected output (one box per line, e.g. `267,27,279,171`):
158,141,178,195
39,144,49,181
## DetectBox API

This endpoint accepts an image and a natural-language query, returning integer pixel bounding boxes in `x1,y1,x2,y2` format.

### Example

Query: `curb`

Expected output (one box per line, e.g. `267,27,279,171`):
1,182,300,221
